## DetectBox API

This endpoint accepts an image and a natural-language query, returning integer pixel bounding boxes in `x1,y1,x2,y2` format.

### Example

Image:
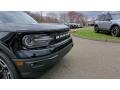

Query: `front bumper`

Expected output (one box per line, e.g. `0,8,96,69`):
13,41,73,78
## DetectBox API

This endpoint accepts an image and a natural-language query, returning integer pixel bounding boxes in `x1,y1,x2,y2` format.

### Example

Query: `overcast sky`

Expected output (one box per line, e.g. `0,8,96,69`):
32,11,103,19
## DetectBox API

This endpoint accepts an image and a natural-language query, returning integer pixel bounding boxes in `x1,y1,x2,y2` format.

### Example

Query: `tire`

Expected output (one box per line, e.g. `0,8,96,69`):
94,25,100,33
0,51,19,79
111,26,120,37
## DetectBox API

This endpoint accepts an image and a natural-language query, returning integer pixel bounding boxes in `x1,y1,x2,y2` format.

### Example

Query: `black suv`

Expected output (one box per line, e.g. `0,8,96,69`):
0,11,73,79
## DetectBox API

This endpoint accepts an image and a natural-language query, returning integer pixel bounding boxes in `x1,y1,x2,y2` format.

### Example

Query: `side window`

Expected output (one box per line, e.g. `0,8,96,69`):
99,14,105,21
105,13,112,21
96,14,105,21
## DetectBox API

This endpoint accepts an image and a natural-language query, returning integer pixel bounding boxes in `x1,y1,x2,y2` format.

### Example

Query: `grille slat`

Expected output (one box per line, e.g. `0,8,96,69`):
49,31,72,53
50,31,70,45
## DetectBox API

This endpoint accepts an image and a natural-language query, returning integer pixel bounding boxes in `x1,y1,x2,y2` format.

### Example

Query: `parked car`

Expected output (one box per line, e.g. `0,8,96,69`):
77,23,83,28
94,12,120,37
64,23,70,27
71,23,77,28
65,23,83,29
0,11,73,79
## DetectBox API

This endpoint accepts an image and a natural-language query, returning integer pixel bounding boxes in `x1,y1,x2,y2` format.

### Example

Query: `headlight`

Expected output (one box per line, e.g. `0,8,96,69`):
22,34,53,48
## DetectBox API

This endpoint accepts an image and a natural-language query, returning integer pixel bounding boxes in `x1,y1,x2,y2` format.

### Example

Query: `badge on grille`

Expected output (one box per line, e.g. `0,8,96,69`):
55,33,69,39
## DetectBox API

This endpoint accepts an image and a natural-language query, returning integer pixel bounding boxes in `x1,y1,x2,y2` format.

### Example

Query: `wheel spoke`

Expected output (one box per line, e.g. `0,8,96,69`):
0,58,12,79
111,27,119,36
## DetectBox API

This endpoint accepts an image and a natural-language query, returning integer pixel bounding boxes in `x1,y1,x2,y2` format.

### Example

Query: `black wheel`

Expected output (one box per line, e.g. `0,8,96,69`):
94,25,100,33
0,51,19,79
111,26,120,37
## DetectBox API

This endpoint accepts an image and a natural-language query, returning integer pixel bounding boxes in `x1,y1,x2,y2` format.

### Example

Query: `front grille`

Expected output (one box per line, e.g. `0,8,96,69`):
50,31,70,45
51,39,72,52
49,31,72,53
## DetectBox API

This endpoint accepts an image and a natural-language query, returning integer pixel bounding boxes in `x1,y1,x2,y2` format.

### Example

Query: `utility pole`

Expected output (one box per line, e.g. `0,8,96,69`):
40,11,43,22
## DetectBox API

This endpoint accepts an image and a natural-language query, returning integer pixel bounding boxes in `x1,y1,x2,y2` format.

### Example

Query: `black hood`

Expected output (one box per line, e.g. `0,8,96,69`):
0,23,69,32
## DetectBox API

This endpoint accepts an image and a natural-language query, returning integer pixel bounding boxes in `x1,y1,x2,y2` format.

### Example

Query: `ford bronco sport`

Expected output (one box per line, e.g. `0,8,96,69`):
0,11,73,79
94,12,120,37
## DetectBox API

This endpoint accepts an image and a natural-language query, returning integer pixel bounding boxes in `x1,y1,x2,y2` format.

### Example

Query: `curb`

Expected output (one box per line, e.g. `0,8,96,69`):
73,34,120,43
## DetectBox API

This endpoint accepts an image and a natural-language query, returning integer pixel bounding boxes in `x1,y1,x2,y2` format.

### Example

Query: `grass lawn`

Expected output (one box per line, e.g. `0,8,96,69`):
72,27,120,42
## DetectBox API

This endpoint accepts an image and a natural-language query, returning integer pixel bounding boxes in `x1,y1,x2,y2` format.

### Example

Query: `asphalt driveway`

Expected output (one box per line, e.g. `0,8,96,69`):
41,36,120,79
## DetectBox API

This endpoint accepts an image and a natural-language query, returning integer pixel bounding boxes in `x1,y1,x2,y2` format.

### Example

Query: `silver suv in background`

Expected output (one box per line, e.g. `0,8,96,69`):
94,12,120,37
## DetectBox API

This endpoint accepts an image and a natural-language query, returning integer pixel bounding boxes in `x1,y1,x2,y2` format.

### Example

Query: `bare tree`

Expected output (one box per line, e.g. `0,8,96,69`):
25,11,42,22
25,11,60,23
59,12,69,23
25,11,88,25
67,11,88,26
45,12,59,23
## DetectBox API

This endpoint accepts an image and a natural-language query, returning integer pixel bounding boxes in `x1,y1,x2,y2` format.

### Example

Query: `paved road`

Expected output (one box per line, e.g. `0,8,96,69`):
41,36,120,79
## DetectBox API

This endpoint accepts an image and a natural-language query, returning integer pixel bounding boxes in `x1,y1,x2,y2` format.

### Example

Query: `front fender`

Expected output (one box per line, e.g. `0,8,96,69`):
0,41,16,59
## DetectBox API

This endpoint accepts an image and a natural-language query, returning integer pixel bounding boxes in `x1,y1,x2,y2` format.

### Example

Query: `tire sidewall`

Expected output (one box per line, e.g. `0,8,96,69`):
94,25,99,33
0,51,19,79
111,26,120,37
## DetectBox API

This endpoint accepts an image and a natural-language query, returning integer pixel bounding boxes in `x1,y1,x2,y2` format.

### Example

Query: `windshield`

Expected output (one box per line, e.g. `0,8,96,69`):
111,14,120,20
0,11,38,24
